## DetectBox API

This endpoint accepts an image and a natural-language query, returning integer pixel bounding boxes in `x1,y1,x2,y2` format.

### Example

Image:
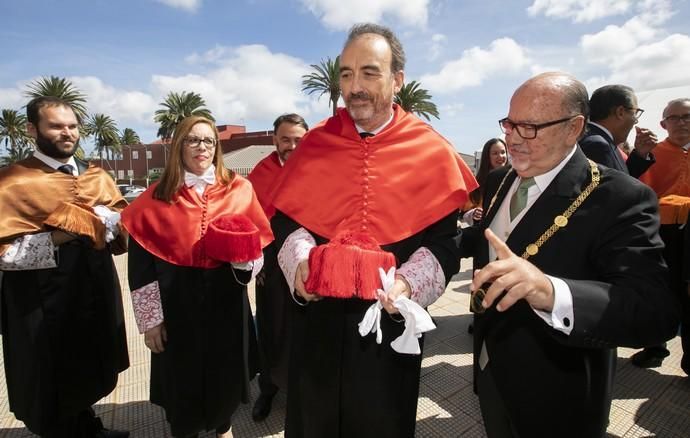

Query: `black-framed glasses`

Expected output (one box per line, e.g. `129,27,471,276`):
498,115,579,140
184,136,216,150
663,114,690,124
625,107,644,119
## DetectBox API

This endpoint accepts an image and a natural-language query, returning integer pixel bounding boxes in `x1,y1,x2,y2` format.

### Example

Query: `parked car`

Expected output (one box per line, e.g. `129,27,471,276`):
124,186,146,202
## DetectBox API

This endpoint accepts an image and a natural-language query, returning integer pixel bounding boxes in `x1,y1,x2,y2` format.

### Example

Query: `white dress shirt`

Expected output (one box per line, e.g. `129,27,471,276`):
488,146,577,335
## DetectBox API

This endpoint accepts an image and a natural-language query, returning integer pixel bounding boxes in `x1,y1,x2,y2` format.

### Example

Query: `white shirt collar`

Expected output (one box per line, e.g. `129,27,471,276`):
33,149,79,176
588,121,614,142
355,110,395,136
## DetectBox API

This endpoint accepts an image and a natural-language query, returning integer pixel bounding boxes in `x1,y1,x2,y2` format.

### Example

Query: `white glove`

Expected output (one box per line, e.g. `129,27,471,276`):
93,205,121,243
390,296,436,355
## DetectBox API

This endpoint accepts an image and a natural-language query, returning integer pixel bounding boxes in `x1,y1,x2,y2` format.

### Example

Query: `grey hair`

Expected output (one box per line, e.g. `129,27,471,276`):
344,23,406,73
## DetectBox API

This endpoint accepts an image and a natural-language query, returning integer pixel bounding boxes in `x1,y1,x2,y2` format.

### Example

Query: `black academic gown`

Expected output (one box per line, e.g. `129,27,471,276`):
272,210,460,438
127,237,256,438
462,148,679,437
1,241,129,436
254,241,294,390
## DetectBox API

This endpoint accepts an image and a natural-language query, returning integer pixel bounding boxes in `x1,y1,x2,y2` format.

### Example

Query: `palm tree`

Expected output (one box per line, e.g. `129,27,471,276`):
394,80,440,122
84,114,121,161
154,91,214,141
24,76,88,123
0,109,32,154
302,56,341,116
120,128,141,145
0,143,33,167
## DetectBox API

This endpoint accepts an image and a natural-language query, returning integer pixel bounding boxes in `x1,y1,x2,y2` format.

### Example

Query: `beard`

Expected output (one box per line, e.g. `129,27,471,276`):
35,130,78,159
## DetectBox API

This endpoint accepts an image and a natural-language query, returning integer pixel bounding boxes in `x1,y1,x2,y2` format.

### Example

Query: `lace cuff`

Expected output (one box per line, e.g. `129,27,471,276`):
397,247,446,308
131,280,165,333
277,227,316,304
0,232,57,271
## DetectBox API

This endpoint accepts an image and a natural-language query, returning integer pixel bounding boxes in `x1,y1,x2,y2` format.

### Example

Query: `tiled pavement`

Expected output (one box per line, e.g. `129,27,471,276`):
1,255,689,437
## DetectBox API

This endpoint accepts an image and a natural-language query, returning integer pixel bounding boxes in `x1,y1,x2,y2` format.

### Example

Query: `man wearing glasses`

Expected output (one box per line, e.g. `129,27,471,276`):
464,72,678,437
579,84,657,178
634,98,690,373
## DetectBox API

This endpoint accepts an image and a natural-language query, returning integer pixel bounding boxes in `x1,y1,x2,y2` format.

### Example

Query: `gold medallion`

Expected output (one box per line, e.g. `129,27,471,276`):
554,215,568,228
526,244,539,256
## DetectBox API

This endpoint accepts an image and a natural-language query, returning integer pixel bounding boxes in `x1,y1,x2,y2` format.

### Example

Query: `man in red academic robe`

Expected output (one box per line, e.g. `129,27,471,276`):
634,98,690,373
270,23,477,438
246,113,308,421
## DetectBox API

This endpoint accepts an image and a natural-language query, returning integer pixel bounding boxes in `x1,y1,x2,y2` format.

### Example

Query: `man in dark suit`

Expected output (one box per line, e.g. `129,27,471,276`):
579,84,657,177
462,72,679,438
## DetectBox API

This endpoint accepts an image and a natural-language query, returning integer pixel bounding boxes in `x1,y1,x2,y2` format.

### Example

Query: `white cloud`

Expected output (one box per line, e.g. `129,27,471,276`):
580,0,673,63
70,76,158,126
602,34,690,91
155,0,202,12
527,0,632,23
153,44,313,124
439,102,464,118
0,86,25,111
300,0,429,30
421,38,530,93
429,33,447,61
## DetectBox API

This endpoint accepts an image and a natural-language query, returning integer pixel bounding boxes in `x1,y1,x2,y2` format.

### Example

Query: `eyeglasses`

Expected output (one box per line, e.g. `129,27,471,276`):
183,136,216,150
498,115,579,140
663,114,690,124
625,107,644,119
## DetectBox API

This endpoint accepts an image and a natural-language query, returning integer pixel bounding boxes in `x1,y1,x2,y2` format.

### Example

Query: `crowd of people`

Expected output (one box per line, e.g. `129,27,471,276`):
0,21,688,438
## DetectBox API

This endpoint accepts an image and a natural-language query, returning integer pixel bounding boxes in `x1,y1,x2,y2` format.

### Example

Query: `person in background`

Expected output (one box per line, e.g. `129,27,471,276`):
0,96,129,438
579,84,657,178
634,98,690,373
463,138,508,225
247,113,308,421
121,116,272,438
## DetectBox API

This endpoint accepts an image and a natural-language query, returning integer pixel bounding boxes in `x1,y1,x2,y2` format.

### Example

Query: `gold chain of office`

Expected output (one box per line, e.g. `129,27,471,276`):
485,159,600,260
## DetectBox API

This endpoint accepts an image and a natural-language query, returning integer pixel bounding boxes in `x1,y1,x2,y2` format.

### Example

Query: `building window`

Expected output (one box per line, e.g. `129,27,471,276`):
128,170,133,177
132,151,139,159
118,170,125,180
147,150,152,159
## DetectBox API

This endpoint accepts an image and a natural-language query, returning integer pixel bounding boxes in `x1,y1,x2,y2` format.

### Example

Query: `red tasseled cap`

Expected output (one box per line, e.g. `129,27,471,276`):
204,214,262,263
305,231,397,300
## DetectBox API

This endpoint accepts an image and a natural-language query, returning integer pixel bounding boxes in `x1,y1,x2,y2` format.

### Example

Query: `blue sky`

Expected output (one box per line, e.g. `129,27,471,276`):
2,0,690,156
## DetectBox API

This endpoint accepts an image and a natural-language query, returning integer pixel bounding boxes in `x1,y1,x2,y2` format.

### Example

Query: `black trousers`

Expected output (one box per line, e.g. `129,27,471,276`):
477,363,521,438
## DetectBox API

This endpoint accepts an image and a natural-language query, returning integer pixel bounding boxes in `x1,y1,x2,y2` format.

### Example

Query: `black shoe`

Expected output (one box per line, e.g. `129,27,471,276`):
631,348,670,368
467,323,474,334
94,429,130,438
252,392,275,422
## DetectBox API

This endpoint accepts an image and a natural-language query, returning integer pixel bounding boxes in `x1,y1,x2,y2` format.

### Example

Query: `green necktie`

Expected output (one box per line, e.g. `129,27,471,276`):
509,177,536,220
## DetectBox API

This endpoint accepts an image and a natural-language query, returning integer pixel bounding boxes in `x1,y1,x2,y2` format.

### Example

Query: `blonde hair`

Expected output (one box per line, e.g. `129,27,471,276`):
153,116,233,202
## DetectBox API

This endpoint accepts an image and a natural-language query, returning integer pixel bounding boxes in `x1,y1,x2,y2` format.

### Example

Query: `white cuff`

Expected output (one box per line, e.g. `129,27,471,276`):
0,232,57,271
533,275,574,335
277,227,316,304
397,247,446,308
231,254,264,279
462,209,476,225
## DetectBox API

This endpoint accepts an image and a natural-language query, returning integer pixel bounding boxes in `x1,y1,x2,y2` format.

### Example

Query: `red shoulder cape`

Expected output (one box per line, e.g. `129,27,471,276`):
121,175,273,268
271,106,478,245
247,151,282,219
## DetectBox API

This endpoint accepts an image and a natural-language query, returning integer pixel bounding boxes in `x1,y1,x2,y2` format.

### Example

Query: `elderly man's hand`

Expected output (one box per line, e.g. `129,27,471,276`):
634,127,659,157
294,260,321,302
471,229,555,312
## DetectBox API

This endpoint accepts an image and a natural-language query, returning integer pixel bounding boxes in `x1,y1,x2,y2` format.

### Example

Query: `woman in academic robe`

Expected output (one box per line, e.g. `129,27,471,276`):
121,115,273,438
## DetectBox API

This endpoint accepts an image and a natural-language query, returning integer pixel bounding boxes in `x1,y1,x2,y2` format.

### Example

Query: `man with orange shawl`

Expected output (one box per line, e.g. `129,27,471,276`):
0,97,129,437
